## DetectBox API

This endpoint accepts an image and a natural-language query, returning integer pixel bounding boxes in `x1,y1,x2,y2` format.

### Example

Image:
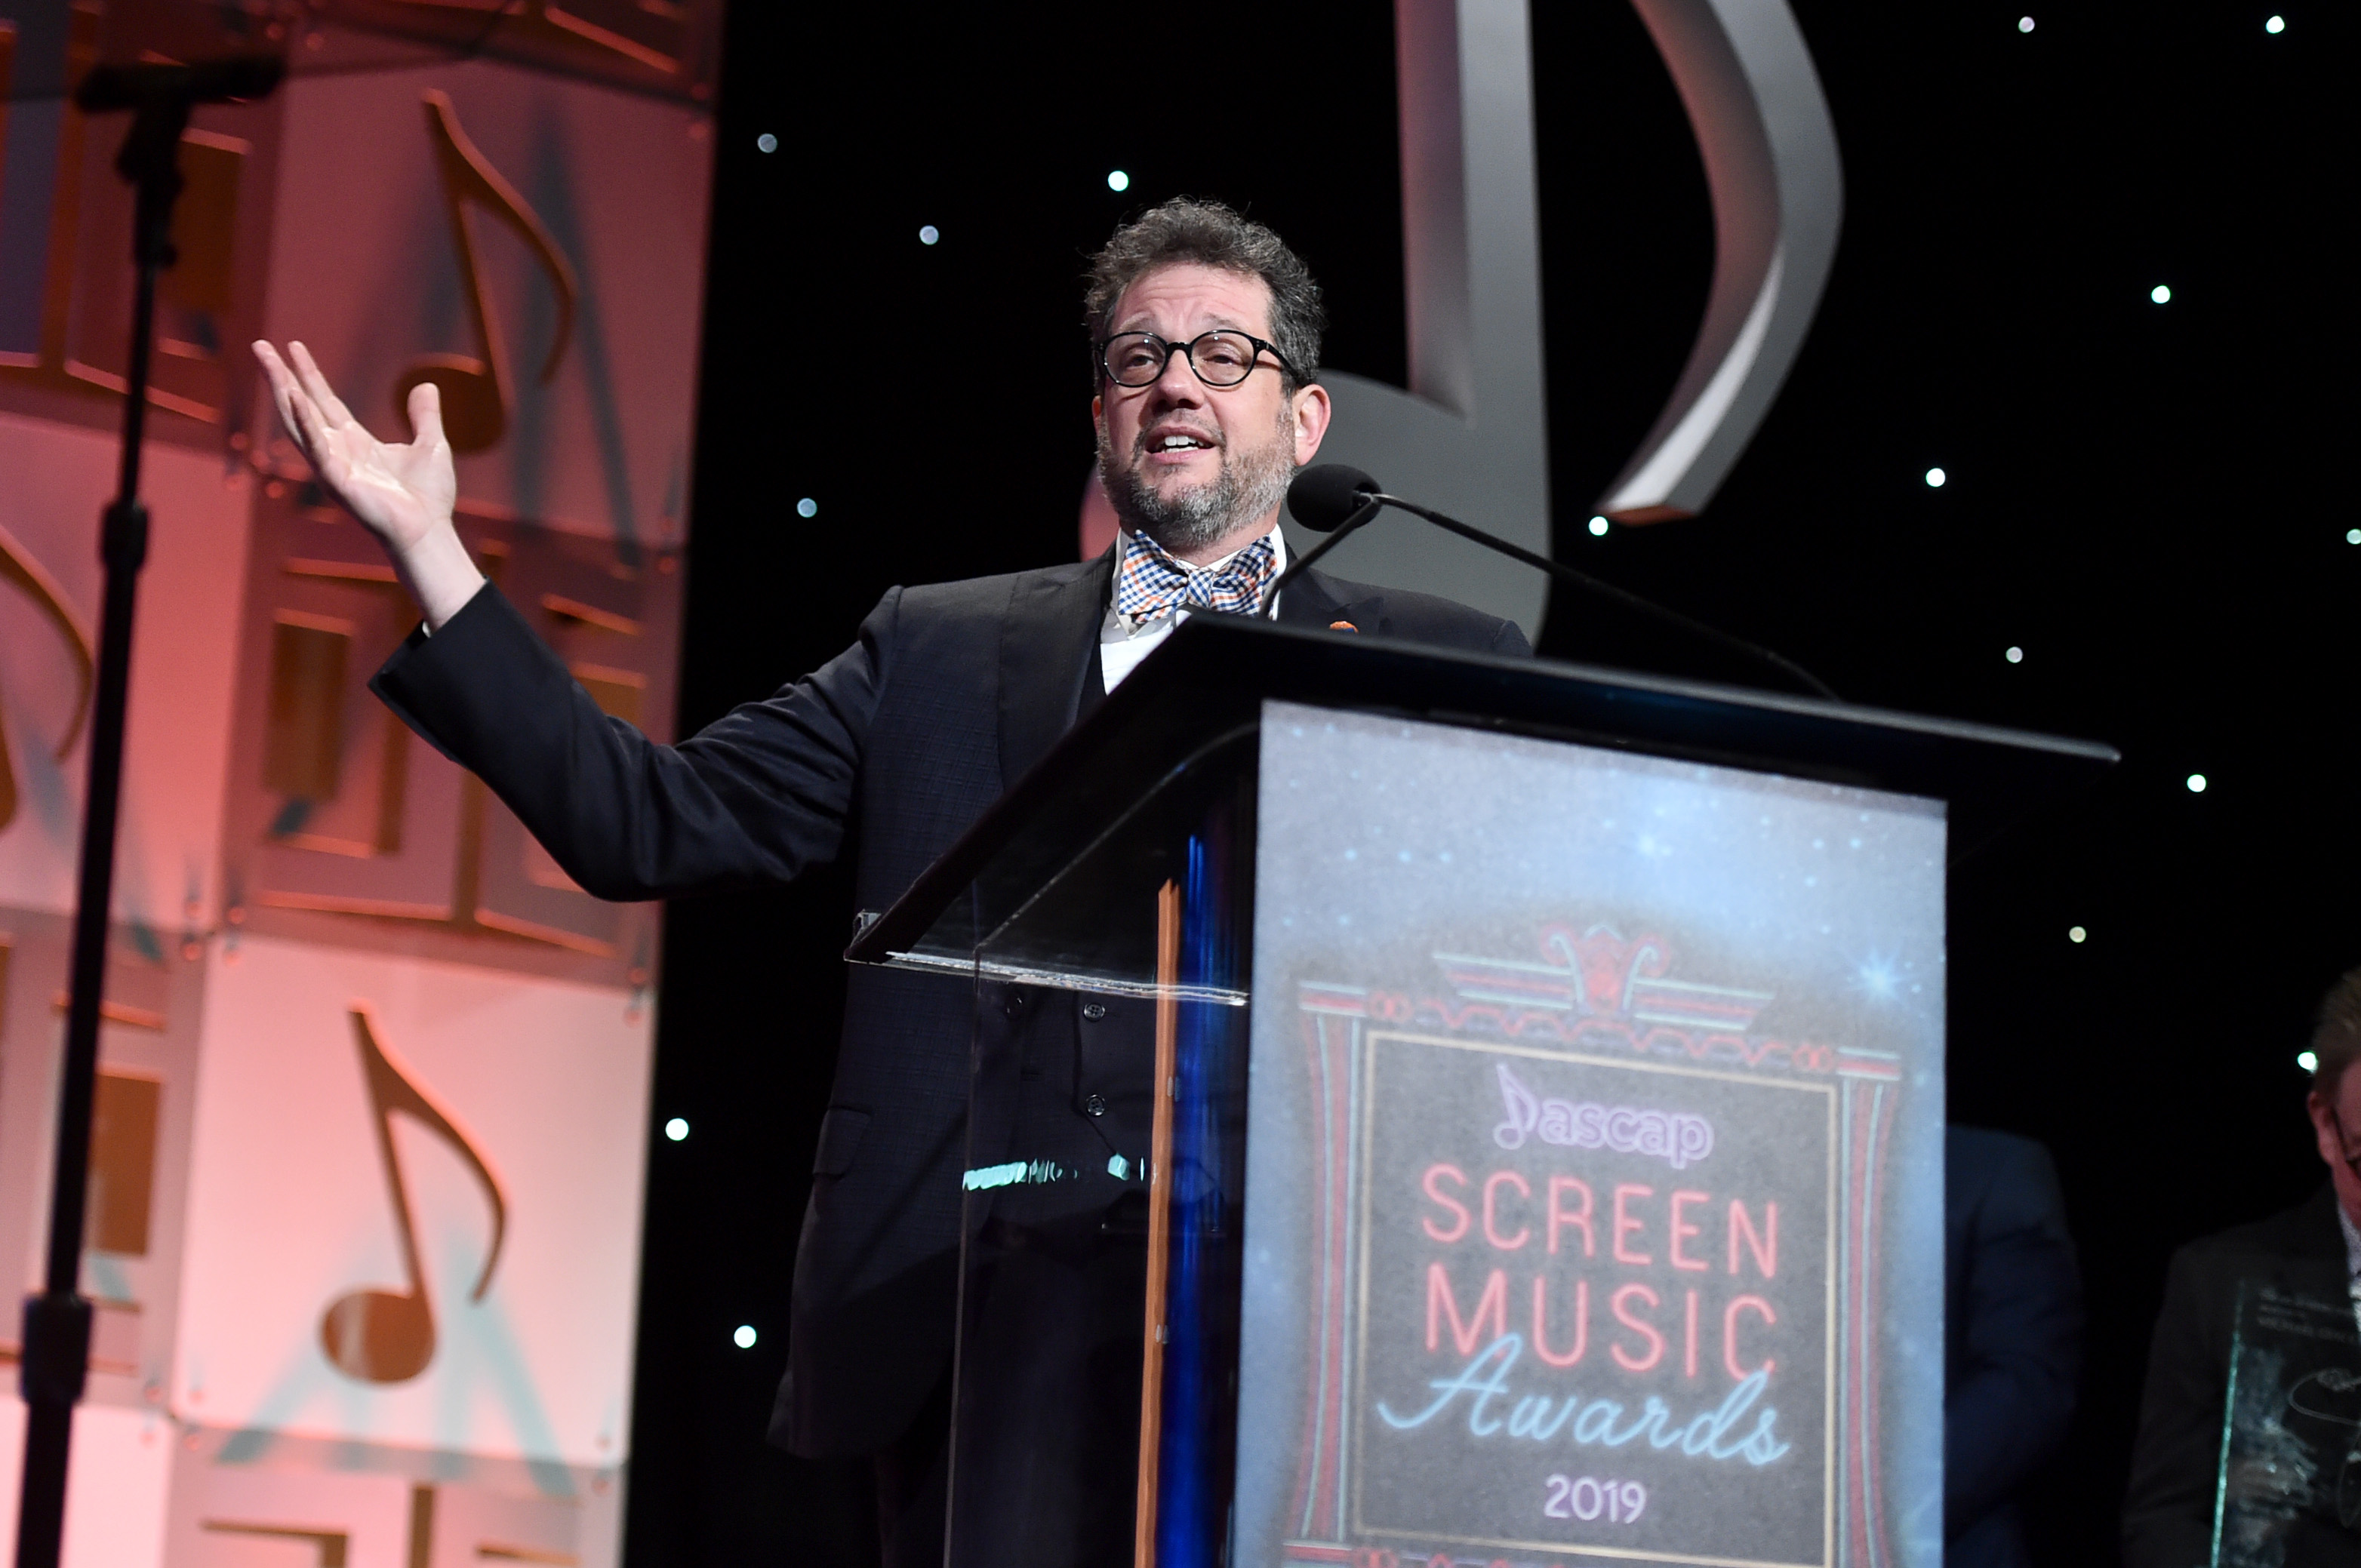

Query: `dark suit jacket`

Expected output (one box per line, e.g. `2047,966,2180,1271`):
1944,1127,2082,1568
2124,1185,2361,1568
371,545,1529,1456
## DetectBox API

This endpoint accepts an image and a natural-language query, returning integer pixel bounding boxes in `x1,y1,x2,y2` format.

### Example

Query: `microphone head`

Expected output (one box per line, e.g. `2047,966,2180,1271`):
75,56,285,113
1286,465,1380,533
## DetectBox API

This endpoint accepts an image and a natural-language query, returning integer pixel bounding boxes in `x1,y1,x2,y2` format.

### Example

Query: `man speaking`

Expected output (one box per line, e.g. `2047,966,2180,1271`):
254,198,1529,1562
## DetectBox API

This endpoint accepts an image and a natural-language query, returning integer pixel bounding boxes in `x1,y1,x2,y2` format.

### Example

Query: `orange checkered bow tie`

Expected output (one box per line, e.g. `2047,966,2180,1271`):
1113,530,1276,626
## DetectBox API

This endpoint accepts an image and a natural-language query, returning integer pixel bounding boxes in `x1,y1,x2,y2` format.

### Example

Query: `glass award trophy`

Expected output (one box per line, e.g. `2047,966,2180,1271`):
2216,1281,2361,1566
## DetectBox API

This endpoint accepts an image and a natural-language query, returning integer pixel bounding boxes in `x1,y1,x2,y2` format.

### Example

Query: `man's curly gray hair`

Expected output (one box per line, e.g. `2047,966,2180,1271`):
1084,198,1325,390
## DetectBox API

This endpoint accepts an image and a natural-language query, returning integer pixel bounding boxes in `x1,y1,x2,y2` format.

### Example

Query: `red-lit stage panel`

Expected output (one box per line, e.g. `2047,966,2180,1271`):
0,4,720,1562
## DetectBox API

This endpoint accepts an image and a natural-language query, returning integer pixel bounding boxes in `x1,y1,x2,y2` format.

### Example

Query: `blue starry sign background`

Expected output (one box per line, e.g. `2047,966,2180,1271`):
1235,703,1948,1567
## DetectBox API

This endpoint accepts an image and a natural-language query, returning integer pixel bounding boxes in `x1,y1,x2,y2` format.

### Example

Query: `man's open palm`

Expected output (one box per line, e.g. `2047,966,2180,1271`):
252,340,455,553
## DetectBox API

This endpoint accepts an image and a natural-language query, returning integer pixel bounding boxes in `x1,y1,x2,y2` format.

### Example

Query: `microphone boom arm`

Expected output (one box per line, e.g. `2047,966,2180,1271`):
1270,483,1837,700
1374,493,1836,700
1261,497,1382,617
1380,493,1837,699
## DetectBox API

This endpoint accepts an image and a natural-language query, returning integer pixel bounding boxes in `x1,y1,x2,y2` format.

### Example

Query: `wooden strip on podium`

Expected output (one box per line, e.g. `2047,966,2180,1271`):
1134,878,1182,1568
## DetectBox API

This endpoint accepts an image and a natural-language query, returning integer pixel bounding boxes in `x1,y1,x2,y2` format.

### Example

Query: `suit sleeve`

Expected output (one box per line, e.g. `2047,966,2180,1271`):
371,580,897,901
2122,1246,2227,1568
1944,1139,2083,1536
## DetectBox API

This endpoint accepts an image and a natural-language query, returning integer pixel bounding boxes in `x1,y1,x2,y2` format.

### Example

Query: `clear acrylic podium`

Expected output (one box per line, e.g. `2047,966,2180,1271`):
848,615,2112,1568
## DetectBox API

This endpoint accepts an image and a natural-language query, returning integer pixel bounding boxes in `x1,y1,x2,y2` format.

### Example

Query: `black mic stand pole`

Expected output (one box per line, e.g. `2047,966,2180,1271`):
14,59,273,1568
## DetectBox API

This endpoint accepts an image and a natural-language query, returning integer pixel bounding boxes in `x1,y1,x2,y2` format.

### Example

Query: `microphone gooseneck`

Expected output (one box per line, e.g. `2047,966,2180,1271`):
1264,465,1837,700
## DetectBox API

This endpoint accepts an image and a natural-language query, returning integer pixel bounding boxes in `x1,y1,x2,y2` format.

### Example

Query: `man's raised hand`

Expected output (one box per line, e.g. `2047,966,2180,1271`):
251,340,486,629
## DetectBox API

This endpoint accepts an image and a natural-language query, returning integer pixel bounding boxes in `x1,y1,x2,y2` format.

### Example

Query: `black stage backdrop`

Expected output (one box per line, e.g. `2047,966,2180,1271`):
625,0,2355,1560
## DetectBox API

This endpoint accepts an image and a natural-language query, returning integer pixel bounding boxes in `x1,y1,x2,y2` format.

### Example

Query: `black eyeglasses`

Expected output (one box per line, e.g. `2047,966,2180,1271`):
1098,329,1296,389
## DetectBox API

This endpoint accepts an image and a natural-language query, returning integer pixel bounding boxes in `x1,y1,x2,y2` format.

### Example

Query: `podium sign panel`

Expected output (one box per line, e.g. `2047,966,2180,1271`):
1237,705,1944,1566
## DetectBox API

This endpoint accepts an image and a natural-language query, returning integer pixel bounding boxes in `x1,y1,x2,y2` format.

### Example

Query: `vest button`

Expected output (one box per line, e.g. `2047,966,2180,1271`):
1085,1094,1108,1117
1082,1002,1107,1022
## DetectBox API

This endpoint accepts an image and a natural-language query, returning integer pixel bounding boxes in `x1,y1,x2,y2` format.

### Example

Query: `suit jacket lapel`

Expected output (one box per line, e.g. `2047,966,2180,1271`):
1279,566,1386,637
996,552,1377,792
998,547,1116,789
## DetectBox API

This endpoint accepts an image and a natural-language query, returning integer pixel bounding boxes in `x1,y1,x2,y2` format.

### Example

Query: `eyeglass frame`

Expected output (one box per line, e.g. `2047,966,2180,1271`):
1095,328,1301,391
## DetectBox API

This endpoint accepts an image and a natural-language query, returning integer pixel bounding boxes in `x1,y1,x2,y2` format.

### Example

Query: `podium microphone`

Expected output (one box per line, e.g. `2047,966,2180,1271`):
1267,464,1837,701
1260,463,1385,611
71,57,284,269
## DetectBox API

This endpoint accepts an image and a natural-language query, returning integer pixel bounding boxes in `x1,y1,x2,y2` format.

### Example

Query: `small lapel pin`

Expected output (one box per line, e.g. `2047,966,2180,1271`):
1329,620,1359,632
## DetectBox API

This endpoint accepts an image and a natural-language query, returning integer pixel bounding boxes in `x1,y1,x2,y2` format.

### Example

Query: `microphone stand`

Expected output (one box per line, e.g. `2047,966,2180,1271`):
1279,488,1839,702
14,59,278,1568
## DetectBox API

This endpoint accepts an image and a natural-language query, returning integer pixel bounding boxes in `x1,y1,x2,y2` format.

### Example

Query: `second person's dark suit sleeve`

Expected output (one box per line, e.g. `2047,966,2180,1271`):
1945,1136,2083,1539
2122,1247,2230,1568
371,580,897,901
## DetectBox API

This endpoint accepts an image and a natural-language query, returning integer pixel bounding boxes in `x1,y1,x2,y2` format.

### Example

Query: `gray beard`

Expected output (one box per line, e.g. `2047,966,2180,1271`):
1097,417,1297,555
